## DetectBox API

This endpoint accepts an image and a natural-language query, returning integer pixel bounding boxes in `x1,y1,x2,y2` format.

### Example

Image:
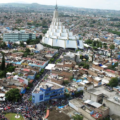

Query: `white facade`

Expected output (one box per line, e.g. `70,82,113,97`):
42,5,84,49
3,30,36,42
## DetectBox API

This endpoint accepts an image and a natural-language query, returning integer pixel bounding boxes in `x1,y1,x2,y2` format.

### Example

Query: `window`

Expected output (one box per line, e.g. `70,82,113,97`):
40,94,43,101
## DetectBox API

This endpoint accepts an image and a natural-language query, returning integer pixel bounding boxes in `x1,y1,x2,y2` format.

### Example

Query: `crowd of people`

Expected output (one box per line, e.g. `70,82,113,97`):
0,49,69,120
0,93,69,120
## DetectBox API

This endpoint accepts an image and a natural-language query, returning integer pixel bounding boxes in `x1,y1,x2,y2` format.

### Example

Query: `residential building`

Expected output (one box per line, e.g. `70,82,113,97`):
32,81,64,104
3,30,36,42
83,86,120,116
69,98,109,120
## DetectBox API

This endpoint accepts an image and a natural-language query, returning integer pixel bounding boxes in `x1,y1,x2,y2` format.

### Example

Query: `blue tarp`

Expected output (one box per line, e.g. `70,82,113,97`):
14,62,21,65
21,88,26,94
8,44,11,48
104,37,108,39
90,111,94,115
76,79,82,83
72,93,75,95
99,64,102,66
112,62,115,66
65,89,69,92
73,79,76,81
58,105,65,109
118,55,120,60
34,50,40,53
6,27,10,30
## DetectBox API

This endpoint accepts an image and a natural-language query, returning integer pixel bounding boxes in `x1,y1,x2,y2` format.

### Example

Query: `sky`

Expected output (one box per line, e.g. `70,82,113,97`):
0,0,120,10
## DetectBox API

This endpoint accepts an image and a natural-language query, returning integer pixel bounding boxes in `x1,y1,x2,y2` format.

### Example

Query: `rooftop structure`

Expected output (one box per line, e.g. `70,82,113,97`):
32,81,64,104
84,86,120,116
42,5,84,49
69,98,109,120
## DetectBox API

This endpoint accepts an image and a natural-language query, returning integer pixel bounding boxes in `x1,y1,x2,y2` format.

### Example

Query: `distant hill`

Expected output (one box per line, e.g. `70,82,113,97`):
0,3,64,9
0,3,120,14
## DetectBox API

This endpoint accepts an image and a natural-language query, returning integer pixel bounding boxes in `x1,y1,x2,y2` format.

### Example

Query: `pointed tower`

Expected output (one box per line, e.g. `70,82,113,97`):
42,3,84,49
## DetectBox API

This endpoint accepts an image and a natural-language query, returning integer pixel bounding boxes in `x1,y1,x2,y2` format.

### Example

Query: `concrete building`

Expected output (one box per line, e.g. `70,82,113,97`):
32,81,64,104
114,37,120,45
42,5,84,49
3,30,36,42
83,86,120,116
69,98,109,120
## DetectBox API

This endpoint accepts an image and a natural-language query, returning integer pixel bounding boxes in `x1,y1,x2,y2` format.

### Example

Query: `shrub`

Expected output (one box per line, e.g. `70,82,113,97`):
109,77,118,87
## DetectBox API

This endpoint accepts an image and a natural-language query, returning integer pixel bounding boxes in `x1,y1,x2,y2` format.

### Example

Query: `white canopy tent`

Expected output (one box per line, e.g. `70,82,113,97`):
101,65,108,68
45,64,55,70
0,93,5,101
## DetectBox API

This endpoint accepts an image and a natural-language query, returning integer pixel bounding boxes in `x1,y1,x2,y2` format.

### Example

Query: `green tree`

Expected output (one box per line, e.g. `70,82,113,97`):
26,39,39,45
110,44,115,57
104,45,108,49
39,35,42,39
80,55,83,59
109,77,118,87
83,64,89,69
64,93,70,98
0,42,7,49
70,76,74,80
28,82,33,88
92,41,96,47
97,41,99,47
26,39,31,44
13,43,18,47
50,58,54,62
40,69,44,74
1,53,5,70
63,80,69,85
0,71,6,78
5,88,22,102
72,115,83,120
99,42,102,48
20,41,25,47
35,75,40,79
6,65,15,72
109,44,115,49
42,29,48,34
25,48,30,53
74,91,83,97
85,39,93,44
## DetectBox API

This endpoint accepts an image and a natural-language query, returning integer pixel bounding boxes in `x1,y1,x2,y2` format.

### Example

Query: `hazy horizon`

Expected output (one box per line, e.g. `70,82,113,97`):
0,0,120,10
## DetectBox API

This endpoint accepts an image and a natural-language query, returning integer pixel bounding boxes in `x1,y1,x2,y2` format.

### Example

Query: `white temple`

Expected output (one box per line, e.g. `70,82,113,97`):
42,4,84,49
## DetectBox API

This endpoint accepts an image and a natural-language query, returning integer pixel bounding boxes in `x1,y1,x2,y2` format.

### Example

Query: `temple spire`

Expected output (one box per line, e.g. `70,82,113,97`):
55,0,58,10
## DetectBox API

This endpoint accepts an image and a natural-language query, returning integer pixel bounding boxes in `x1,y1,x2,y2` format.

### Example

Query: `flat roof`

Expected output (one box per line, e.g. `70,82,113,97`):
69,99,84,107
45,64,55,70
84,100,102,108
88,86,120,105
33,81,64,93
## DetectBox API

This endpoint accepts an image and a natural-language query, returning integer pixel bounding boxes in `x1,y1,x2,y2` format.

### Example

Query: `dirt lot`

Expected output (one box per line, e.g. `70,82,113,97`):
48,108,70,120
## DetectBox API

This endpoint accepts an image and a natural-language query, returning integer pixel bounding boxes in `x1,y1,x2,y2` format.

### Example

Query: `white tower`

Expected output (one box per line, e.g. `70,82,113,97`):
42,4,84,49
